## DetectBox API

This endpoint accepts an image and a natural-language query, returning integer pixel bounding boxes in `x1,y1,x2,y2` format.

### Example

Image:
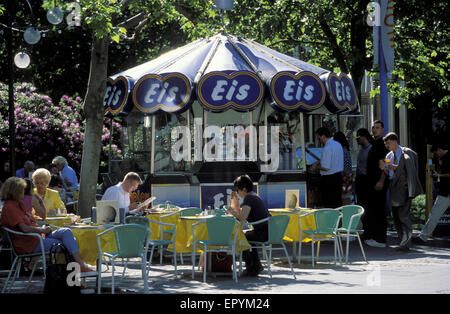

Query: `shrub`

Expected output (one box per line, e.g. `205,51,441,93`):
0,82,123,176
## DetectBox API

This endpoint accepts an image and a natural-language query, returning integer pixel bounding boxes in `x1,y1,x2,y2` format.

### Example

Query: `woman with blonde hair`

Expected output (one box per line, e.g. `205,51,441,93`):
0,177,94,273
32,168,66,216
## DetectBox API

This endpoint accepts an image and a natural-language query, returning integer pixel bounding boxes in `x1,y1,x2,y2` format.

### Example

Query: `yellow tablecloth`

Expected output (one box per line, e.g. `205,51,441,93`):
43,215,74,227
145,211,179,240
70,225,116,266
172,216,251,254
269,208,328,242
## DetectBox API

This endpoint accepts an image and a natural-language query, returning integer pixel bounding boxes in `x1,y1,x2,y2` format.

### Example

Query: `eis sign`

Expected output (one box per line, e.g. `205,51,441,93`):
197,71,264,112
132,72,192,114
270,71,326,112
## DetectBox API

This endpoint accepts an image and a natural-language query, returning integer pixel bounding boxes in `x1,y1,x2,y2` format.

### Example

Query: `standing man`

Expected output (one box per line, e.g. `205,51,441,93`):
381,132,423,251
415,143,449,243
363,120,389,247
355,128,373,218
311,127,344,208
101,172,143,215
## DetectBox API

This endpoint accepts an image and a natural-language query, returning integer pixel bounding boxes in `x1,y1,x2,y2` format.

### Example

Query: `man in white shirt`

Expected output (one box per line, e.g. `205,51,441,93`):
311,127,344,208
101,172,143,215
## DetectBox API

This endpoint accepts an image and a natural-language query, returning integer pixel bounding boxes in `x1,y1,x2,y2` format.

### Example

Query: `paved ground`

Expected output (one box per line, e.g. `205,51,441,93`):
1,231,449,298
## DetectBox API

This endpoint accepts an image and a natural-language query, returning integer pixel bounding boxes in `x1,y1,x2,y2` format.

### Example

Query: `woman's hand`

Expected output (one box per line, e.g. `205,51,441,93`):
41,225,52,235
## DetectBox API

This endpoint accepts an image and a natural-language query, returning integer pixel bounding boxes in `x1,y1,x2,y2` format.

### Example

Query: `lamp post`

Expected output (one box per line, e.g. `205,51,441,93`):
5,0,16,175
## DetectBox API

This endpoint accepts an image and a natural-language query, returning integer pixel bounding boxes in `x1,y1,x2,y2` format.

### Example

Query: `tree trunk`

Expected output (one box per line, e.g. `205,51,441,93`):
78,36,109,218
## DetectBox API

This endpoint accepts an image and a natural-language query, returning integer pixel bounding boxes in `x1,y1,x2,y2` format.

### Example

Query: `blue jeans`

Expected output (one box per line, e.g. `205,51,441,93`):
32,227,79,255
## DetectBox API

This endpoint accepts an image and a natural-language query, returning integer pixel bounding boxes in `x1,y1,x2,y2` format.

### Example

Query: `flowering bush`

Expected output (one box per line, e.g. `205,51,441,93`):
0,82,123,174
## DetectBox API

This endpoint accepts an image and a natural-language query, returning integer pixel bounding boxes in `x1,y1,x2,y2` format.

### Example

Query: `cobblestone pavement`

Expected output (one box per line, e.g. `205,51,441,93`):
1,231,449,296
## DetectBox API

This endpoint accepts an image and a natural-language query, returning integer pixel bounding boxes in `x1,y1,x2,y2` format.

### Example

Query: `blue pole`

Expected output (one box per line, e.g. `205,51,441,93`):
379,29,389,135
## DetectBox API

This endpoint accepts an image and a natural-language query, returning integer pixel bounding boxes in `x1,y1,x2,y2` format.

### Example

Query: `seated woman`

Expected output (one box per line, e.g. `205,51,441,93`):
22,178,46,219
32,168,66,216
229,174,271,276
0,177,93,273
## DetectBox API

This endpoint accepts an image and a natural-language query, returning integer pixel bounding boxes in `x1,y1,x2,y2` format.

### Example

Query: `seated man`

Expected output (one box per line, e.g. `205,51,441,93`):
16,161,35,179
101,172,144,215
52,156,79,192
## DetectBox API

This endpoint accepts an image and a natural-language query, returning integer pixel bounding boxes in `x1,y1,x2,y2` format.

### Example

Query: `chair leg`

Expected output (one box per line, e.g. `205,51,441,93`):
298,236,303,264
282,243,296,279
356,234,368,263
2,256,18,293
26,258,40,291
346,234,350,264
142,256,148,293
337,234,344,262
203,245,207,283
262,245,271,279
191,244,196,279
147,246,155,277
232,248,237,283
173,244,178,277
111,259,115,294
97,259,102,294
121,258,128,280
316,241,320,263
311,236,315,268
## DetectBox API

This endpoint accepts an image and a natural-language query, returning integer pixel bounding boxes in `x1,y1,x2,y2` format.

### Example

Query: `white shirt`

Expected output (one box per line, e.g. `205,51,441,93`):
320,138,344,175
101,183,137,215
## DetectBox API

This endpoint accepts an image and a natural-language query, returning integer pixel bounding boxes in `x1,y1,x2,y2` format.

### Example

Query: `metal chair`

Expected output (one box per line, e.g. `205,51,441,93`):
298,209,342,268
158,208,202,264
125,215,178,276
0,226,47,293
248,215,296,279
191,216,240,283
336,205,367,264
97,224,150,294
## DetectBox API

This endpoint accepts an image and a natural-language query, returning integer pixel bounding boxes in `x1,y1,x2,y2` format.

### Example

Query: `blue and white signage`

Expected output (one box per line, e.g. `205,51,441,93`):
104,76,133,115
321,72,359,113
270,71,326,112
197,71,264,112
200,183,259,209
132,73,192,114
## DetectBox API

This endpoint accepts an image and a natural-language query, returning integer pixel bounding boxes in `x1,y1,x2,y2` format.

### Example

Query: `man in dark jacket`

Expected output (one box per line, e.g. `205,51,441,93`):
381,132,423,250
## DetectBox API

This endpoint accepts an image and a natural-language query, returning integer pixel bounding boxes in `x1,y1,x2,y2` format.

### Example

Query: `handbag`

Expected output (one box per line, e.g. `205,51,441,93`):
202,252,233,273
43,243,80,294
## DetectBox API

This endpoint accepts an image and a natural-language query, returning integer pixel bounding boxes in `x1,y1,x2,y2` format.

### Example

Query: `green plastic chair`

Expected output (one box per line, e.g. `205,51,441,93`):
1,226,47,293
125,216,178,276
248,215,296,279
191,216,240,283
336,205,367,264
298,209,342,268
97,224,150,294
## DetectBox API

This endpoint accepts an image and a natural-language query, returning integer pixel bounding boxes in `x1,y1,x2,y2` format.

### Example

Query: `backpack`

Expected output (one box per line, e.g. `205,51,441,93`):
43,242,81,294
